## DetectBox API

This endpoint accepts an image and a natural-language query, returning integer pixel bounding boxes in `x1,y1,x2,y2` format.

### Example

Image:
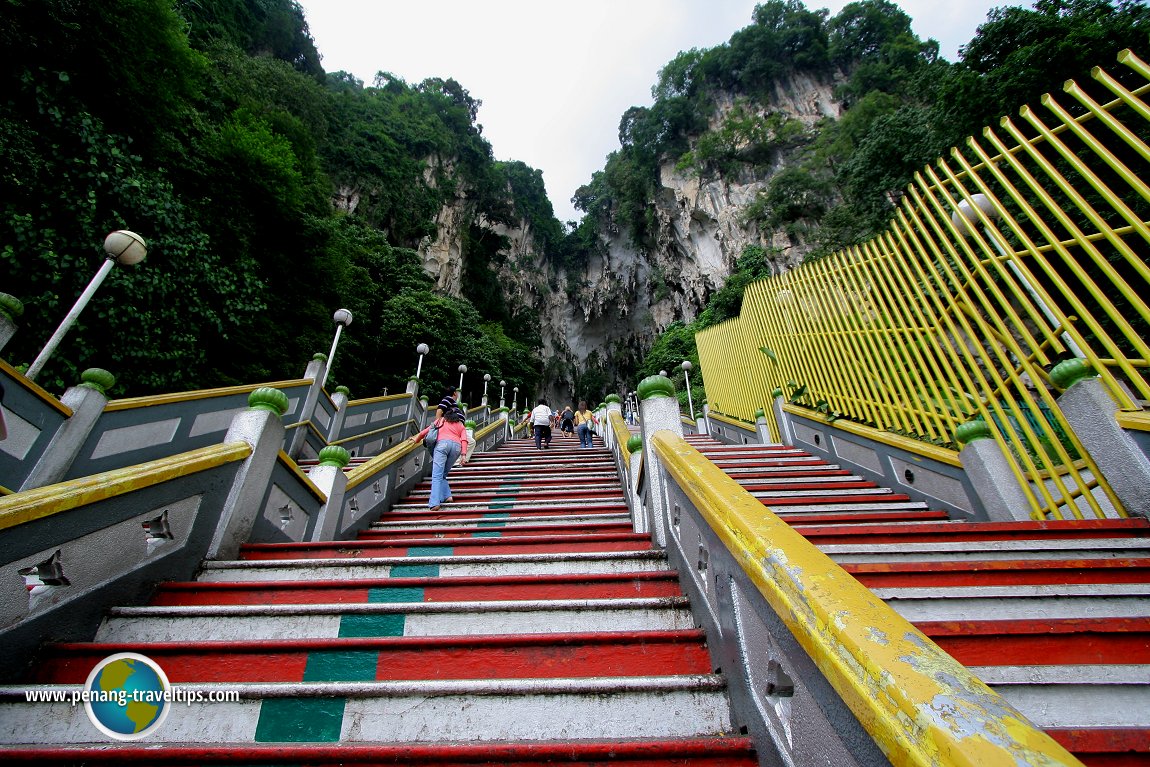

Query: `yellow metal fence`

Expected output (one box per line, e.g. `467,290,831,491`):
696,49,1150,521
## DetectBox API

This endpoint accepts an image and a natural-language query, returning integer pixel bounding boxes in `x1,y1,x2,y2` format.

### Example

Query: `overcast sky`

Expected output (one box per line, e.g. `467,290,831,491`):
296,0,1021,224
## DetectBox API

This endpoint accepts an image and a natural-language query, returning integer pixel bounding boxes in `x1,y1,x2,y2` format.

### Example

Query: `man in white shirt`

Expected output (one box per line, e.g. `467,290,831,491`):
526,398,552,449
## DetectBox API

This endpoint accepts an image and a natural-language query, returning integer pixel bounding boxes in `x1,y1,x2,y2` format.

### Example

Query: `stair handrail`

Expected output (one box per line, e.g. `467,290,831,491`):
649,428,1083,767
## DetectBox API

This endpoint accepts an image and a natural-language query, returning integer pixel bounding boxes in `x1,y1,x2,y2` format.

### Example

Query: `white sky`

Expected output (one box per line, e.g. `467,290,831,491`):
296,0,1019,225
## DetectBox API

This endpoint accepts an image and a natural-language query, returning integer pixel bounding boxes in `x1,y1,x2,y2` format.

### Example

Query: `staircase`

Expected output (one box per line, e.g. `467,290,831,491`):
3,431,757,765
683,433,1150,767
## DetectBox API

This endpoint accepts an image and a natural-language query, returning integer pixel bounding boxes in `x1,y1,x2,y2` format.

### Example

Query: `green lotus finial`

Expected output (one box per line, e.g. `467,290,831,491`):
248,386,289,415
312,352,328,362
771,387,783,398
317,445,351,468
78,368,115,394
335,386,350,397
755,409,766,419
605,394,622,404
465,420,477,429
637,375,675,400
626,434,643,453
954,418,993,445
1049,358,1096,391
0,292,24,321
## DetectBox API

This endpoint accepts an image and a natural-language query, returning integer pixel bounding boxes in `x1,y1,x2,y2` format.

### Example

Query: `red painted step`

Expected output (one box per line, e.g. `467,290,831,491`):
32,629,714,684
149,572,685,606
789,518,1150,545
382,503,629,521
238,533,653,560
844,558,1150,588
775,509,951,525
1046,728,1150,767
2,737,760,766
919,617,1150,666
363,521,636,539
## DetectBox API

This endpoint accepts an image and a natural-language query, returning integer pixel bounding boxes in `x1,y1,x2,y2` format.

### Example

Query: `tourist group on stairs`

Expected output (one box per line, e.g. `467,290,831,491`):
409,390,469,510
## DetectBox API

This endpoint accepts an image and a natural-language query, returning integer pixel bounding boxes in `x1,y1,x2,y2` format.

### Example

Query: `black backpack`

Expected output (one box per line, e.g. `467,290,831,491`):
561,410,574,423
442,405,465,423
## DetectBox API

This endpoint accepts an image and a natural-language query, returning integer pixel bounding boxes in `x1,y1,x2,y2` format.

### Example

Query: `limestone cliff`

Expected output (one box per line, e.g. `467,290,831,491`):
419,70,844,397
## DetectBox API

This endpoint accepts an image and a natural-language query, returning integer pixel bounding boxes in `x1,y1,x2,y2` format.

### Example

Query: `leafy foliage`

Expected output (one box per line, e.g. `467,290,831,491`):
0,0,549,398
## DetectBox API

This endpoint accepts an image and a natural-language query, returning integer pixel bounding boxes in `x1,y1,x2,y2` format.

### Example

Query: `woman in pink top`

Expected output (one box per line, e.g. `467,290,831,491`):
410,395,469,510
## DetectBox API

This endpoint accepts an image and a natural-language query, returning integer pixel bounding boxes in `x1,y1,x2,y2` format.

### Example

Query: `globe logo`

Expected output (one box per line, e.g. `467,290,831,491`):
83,653,171,740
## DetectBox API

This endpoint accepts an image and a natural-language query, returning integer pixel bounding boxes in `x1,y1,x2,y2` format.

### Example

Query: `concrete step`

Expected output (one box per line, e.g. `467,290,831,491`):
0,737,759,765
372,512,633,530
148,571,686,606
363,520,636,538
0,675,733,745
33,628,713,683
820,537,1150,563
195,550,673,582
238,533,653,560
93,596,699,642
873,583,1150,622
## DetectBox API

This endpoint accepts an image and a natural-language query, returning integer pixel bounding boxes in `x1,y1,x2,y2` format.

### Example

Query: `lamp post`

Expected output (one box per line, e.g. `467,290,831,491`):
457,364,467,393
483,373,491,405
414,342,430,379
512,386,519,412
499,379,506,408
681,360,695,420
951,193,1084,358
27,230,147,381
321,308,353,389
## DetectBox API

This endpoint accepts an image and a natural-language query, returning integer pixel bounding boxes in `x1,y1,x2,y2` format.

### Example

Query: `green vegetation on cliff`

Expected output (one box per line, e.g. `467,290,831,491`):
619,0,1149,392
0,0,545,400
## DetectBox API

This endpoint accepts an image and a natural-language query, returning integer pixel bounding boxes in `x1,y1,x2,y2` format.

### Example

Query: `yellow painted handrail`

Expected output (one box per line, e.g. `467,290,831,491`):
345,439,422,490
0,442,252,531
651,430,1083,767
609,410,631,462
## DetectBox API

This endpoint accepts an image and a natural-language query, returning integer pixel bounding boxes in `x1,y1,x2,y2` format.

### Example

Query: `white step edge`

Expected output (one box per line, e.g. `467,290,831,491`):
0,675,732,745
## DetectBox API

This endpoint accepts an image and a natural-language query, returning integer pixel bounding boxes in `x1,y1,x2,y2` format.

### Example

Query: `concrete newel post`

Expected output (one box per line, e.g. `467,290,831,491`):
770,388,795,446
288,353,328,459
0,293,23,353
626,433,647,534
19,369,116,491
754,408,772,444
497,408,509,446
402,378,421,437
208,387,290,559
955,418,1034,522
465,420,477,460
638,375,683,550
326,386,351,442
605,396,623,451
1051,359,1150,518
309,445,352,541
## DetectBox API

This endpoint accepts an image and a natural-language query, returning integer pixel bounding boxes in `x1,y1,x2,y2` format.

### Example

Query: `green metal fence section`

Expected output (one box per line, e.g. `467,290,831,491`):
696,49,1150,520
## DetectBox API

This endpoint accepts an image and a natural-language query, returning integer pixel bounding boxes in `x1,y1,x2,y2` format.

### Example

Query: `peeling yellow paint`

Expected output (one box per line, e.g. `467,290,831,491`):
0,442,252,531
651,430,1084,767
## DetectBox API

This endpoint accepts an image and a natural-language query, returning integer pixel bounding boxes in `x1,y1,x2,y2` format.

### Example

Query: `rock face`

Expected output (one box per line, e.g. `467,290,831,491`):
420,71,843,397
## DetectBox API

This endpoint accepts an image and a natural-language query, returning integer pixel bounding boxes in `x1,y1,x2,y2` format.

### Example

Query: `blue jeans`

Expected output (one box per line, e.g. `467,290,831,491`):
429,439,462,508
577,423,593,447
